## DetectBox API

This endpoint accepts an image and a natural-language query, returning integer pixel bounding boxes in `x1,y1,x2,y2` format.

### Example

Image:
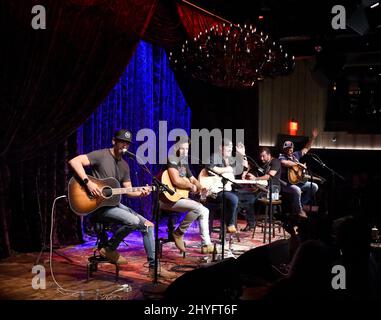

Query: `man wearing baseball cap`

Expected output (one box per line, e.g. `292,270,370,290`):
69,129,174,279
279,128,319,219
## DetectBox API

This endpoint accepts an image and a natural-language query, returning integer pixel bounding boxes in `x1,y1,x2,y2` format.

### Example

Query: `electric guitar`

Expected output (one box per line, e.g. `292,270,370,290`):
68,175,155,215
288,164,326,185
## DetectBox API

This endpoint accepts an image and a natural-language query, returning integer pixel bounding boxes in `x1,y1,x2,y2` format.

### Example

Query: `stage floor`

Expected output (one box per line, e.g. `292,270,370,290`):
0,220,287,300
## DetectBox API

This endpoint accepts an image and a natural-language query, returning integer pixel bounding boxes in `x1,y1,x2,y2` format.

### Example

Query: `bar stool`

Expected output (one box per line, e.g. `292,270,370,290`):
87,222,120,282
252,198,285,243
158,209,186,258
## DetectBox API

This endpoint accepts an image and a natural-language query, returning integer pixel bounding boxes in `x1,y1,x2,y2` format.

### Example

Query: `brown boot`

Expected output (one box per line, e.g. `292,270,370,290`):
227,225,237,233
99,247,127,265
148,266,177,279
201,244,214,254
298,210,308,219
172,230,186,253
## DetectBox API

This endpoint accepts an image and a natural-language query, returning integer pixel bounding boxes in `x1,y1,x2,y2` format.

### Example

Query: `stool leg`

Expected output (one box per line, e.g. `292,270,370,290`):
252,221,257,239
167,216,175,241
263,206,268,243
115,264,119,283
87,262,91,281
159,242,163,259
272,206,275,238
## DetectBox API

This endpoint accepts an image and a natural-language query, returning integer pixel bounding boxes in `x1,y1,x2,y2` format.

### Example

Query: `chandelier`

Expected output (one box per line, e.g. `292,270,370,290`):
169,23,295,88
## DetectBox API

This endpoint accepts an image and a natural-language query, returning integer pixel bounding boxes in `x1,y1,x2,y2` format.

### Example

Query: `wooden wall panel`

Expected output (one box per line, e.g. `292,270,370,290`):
258,59,381,150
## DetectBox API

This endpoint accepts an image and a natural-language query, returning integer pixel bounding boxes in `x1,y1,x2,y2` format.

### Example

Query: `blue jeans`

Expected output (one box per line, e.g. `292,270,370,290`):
91,203,155,267
241,191,263,227
215,191,239,226
281,181,318,214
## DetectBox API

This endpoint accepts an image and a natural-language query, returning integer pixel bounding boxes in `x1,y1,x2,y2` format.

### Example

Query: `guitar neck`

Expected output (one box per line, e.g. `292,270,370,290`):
234,179,268,185
112,187,152,195
304,175,323,182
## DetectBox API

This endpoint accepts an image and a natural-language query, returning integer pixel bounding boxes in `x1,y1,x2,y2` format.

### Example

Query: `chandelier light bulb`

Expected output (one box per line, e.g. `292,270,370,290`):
169,23,295,88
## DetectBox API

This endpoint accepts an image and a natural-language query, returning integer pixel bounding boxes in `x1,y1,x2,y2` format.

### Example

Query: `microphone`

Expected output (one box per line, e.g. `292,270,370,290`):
245,154,264,174
122,149,135,159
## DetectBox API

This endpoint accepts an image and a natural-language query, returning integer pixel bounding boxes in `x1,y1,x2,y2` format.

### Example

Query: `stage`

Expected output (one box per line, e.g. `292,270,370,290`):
0,219,287,300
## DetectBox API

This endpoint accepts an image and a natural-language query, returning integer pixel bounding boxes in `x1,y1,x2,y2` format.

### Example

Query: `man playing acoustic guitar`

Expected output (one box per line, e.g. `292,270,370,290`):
159,137,214,254
68,129,174,279
279,128,319,218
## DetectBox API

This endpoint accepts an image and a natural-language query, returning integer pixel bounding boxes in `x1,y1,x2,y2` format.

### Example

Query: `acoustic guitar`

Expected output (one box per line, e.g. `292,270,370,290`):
159,169,190,203
198,168,268,195
68,175,155,215
159,169,215,203
288,164,325,185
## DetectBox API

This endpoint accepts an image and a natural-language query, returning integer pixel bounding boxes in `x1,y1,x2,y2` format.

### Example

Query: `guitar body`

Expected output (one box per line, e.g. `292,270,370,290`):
288,165,306,184
68,175,121,215
160,170,190,203
198,168,234,193
288,165,325,185
198,169,268,195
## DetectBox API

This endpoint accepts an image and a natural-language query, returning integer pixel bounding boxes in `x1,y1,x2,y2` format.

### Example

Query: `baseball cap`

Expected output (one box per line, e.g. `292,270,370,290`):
114,129,133,143
283,140,294,149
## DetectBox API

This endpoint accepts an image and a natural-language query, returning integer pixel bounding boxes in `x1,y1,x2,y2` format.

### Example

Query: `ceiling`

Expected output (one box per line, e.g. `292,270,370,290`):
186,0,381,80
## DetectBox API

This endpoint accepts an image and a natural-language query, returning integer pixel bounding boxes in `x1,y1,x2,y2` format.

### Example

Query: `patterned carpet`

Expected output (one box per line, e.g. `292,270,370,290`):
0,219,288,300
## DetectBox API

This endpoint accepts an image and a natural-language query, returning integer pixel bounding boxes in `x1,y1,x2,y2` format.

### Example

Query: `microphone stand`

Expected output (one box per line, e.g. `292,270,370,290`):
308,154,345,215
305,166,314,215
245,154,265,175
207,168,240,259
125,152,175,293
267,177,273,243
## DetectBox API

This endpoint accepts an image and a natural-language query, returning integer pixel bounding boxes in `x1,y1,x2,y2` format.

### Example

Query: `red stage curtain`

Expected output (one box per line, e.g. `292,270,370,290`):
0,0,229,257
0,0,158,257
176,0,226,38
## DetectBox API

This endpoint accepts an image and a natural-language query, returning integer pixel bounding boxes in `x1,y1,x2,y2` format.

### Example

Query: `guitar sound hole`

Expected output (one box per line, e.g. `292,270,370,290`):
102,186,113,198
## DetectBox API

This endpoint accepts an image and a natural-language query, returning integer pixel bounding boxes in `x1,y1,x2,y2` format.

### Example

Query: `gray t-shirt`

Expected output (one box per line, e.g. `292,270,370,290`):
86,148,131,184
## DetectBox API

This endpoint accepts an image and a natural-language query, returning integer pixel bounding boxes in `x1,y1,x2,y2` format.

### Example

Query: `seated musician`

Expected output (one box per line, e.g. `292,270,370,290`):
205,138,248,234
279,128,319,218
243,147,282,230
68,129,173,278
160,137,214,254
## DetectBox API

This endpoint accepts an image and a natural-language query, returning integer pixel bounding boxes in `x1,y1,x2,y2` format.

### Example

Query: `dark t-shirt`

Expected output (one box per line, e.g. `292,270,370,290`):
278,150,303,184
167,156,193,179
86,148,131,183
261,158,281,188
